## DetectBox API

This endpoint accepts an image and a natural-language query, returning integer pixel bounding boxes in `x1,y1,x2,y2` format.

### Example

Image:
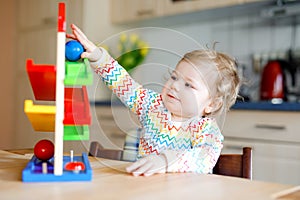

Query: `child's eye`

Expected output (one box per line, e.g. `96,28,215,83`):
185,82,194,88
171,75,177,80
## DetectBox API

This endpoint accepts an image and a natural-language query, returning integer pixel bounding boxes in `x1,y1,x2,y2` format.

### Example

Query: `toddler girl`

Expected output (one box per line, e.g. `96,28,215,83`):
67,24,240,177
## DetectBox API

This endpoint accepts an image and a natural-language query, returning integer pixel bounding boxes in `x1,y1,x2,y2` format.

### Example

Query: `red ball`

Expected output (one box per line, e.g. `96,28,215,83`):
34,139,54,161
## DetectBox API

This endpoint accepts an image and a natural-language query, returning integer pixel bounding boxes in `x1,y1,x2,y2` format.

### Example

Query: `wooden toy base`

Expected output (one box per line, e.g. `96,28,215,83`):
22,153,92,182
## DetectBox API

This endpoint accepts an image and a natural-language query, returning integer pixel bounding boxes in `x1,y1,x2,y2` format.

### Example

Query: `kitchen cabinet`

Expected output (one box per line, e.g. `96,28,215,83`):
222,110,300,185
222,110,300,143
17,0,83,31
17,0,58,30
161,0,244,17
110,0,164,24
244,0,266,2
110,0,267,24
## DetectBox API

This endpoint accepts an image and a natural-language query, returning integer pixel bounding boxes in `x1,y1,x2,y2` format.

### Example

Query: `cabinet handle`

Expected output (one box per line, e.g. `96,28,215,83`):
42,17,56,25
136,9,154,16
255,124,286,130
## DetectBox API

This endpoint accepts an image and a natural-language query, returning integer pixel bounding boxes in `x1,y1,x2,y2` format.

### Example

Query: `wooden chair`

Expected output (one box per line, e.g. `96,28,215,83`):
89,141,123,160
213,147,252,179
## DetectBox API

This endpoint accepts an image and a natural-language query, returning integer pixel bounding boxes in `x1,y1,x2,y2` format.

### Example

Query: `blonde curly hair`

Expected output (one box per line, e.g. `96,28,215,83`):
181,49,240,117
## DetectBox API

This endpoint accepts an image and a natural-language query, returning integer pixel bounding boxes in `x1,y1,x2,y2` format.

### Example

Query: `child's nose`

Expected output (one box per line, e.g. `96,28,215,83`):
171,80,180,91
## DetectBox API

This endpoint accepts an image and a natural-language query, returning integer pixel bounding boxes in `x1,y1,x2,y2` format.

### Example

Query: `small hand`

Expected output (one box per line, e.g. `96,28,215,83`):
66,24,99,61
126,155,167,177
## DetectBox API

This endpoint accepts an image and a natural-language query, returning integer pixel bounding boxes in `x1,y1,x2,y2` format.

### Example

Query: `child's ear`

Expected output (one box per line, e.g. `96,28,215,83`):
204,98,222,114
204,104,214,114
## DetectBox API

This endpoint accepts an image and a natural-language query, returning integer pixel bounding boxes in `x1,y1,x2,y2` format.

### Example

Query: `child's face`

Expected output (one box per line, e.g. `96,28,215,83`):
162,60,212,121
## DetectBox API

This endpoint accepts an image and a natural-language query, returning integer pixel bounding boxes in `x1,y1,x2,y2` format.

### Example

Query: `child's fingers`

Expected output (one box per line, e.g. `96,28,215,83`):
81,52,90,59
66,33,76,40
69,24,87,43
73,30,96,53
67,24,98,54
69,24,89,43
85,40,97,53
144,163,164,176
126,157,149,172
73,29,85,43
126,160,143,172
126,155,166,176
72,24,88,40
144,170,155,177
132,162,153,177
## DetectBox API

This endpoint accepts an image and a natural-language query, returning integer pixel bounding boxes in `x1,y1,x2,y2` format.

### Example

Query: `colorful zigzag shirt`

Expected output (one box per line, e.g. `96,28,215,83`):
94,48,224,174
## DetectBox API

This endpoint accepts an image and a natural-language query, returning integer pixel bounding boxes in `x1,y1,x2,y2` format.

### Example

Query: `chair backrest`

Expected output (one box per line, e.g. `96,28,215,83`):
213,147,252,179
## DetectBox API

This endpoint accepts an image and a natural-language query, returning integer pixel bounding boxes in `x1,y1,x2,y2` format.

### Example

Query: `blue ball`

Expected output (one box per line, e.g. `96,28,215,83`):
65,40,84,61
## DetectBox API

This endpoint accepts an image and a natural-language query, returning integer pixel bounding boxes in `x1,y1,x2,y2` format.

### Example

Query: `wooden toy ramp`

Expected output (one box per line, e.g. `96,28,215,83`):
22,2,93,182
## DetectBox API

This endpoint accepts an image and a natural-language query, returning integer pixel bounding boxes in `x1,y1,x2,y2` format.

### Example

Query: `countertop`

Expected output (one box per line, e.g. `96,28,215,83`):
92,100,300,111
232,102,300,111
0,150,297,200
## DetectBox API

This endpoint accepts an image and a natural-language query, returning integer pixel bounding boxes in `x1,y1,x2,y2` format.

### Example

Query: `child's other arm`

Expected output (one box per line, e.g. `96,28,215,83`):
162,120,223,174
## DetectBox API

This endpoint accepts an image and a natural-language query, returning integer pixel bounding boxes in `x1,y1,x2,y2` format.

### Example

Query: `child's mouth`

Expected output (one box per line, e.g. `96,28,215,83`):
168,93,179,100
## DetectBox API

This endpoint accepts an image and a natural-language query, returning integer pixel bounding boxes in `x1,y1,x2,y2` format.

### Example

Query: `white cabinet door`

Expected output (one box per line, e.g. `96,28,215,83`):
111,0,163,23
161,0,244,16
17,0,58,30
254,142,300,185
110,0,251,24
222,110,300,185
223,138,300,185
17,0,83,31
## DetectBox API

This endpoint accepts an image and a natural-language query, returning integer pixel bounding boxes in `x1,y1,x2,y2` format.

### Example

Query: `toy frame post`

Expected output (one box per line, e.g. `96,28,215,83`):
54,2,66,176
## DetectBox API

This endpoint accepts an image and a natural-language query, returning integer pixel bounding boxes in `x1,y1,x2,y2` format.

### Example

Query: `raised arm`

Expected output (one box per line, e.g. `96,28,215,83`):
67,24,157,115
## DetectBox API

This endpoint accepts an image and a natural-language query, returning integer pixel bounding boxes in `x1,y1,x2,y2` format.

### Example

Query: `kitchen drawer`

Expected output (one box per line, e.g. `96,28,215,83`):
222,110,300,143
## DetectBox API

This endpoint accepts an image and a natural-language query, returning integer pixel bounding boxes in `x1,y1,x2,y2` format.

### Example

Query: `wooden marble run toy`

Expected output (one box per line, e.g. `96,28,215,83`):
22,2,93,182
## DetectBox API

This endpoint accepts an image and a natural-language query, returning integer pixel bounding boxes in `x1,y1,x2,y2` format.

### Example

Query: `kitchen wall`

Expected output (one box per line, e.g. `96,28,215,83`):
83,0,300,102
0,0,16,149
145,13,300,101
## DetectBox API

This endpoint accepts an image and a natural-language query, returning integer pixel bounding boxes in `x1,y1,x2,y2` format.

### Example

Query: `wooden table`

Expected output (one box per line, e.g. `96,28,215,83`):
0,150,297,200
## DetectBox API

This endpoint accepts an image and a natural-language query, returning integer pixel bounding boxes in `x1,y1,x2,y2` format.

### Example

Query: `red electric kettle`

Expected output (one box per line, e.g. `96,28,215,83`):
260,60,285,101
260,58,298,102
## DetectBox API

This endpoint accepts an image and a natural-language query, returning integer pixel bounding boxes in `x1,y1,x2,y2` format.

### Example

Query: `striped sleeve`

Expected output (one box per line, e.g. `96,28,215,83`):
93,47,159,117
